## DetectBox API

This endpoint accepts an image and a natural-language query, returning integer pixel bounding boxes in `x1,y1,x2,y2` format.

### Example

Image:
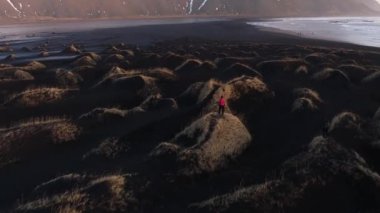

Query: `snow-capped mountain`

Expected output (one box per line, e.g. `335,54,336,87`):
0,0,379,20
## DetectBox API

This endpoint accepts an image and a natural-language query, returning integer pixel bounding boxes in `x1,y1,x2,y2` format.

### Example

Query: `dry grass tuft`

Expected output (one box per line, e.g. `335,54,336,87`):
293,88,323,104
192,136,380,212
153,113,252,175
16,174,134,212
79,107,127,125
257,58,309,76
175,59,203,73
0,69,34,81
83,138,127,160
338,64,371,83
221,63,263,80
80,52,102,62
4,87,76,107
205,76,272,116
71,56,97,67
312,68,350,87
104,54,125,64
62,44,81,54
291,97,318,113
55,69,83,87
180,79,221,105
328,112,364,148
21,61,47,73
291,88,323,113
0,119,81,167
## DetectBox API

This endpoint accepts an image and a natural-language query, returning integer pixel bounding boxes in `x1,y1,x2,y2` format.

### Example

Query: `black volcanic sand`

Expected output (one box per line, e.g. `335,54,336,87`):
1,21,380,212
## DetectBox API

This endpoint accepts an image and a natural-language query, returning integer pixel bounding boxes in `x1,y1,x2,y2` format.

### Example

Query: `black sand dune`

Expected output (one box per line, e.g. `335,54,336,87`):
0,20,380,213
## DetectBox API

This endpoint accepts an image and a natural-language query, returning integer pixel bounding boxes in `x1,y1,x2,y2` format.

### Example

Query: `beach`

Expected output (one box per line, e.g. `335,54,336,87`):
0,18,380,212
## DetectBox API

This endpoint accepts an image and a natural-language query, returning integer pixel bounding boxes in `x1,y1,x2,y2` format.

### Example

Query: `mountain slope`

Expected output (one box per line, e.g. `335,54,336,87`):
0,0,379,20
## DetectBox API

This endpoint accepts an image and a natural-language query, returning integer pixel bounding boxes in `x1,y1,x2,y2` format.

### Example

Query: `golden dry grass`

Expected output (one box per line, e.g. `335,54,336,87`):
166,112,252,175
205,76,271,115
5,87,76,107
292,88,323,113
179,79,221,104
328,112,361,133
55,69,83,87
17,174,132,212
71,56,97,67
293,88,323,104
0,119,81,167
192,136,380,212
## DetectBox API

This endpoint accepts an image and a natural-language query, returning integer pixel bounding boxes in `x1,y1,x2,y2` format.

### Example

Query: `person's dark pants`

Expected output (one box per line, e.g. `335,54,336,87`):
218,105,225,115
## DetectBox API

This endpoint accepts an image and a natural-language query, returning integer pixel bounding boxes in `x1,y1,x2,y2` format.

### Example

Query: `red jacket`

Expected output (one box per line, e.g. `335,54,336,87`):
219,98,226,107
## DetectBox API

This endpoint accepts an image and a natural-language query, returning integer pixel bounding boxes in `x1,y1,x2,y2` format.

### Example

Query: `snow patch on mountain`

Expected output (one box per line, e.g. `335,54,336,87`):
198,0,209,10
188,0,210,14
6,0,21,14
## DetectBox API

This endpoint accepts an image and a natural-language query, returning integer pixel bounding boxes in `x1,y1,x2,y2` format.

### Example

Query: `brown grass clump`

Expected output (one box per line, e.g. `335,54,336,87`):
102,66,128,79
291,88,323,113
162,52,187,69
293,88,323,104
103,67,177,82
102,46,134,57
4,87,76,107
312,68,350,88
21,61,47,72
179,79,221,105
55,69,83,87
338,64,372,84
50,122,81,144
192,136,380,212
13,70,35,80
304,52,335,65
205,76,273,116
257,58,309,77
0,120,81,167
104,54,125,64
16,174,135,212
140,95,178,111
220,63,263,81
102,46,122,54
291,97,318,113
80,52,102,62
175,59,203,73
71,66,97,81
79,95,177,127
328,112,363,147
83,138,127,160
153,113,252,175
0,69,34,81
79,107,127,126
93,74,157,96
214,57,257,70
71,56,97,67
62,44,81,54
145,67,177,81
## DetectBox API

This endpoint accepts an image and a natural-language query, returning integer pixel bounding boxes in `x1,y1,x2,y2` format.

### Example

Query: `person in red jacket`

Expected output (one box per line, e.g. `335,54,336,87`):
218,96,226,115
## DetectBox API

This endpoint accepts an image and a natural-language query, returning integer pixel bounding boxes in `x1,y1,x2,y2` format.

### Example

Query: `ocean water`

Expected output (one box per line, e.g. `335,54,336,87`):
248,17,380,48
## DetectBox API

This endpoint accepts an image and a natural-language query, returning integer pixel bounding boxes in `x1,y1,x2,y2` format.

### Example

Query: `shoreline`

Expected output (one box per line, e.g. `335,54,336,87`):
1,19,380,64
